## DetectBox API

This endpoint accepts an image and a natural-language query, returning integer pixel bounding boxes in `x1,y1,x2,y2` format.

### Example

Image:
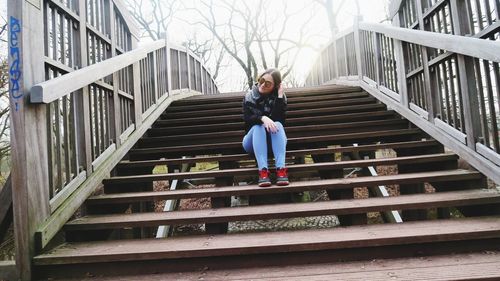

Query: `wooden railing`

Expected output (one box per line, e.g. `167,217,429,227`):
8,0,218,278
306,0,500,185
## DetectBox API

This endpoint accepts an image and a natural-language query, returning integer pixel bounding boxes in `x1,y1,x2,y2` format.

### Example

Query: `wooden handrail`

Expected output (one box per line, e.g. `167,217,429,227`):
30,40,165,104
359,22,500,64
305,7,500,185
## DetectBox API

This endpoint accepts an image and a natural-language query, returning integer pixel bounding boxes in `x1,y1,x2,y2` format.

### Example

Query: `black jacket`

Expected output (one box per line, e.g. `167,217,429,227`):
242,84,287,133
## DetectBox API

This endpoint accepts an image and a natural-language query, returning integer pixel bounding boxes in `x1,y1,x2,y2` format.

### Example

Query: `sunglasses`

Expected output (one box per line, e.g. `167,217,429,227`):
258,77,274,88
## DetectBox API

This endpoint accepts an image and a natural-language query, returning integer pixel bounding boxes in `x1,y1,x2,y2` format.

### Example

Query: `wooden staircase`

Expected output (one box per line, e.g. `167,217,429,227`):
33,85,500,279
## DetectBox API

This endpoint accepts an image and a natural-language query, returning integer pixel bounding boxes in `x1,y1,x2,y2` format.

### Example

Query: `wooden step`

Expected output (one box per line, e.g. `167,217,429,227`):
155,104,387,127
166,92,370,112
163,97,378,119
127,153,450,180
34,215,500,265
118,140,441,169
172,86,363,105
129,129,424,159
150,110,398,134
95,170,481,203
139,119,409,147
108,153,457,183
157,252,500,281
68,189,500,231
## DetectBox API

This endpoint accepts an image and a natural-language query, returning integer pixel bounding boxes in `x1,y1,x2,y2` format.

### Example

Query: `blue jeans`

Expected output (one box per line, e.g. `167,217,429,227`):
242,122,287,170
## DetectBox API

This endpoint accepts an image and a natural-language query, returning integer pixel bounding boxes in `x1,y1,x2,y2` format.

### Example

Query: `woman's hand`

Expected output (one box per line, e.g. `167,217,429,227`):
278,84,285,98
261,116,279,133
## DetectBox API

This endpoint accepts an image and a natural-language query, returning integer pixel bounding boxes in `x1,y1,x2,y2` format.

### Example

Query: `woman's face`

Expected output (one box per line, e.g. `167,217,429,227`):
258,74,275,95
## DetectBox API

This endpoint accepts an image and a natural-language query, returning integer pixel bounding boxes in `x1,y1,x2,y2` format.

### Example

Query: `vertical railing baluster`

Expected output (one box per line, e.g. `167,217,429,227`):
109,1,121,146
450,0,483,149
373,32,383,86
63,96,71,184
416,0,438,120
133,61,143,127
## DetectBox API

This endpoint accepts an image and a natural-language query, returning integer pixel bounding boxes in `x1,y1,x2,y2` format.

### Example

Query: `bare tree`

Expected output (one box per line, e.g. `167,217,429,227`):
125,0,178,40
184,0,317,88
316,0,385,35
182,33,227,80
126,0,227,83
313,0,347,37
0,15,11,177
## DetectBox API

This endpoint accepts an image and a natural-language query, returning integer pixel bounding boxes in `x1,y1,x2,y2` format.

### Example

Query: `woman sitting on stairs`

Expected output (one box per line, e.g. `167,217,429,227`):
242,68,289,187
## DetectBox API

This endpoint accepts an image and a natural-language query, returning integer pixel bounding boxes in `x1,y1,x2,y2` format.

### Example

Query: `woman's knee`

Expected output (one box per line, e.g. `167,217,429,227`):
274,122,287,139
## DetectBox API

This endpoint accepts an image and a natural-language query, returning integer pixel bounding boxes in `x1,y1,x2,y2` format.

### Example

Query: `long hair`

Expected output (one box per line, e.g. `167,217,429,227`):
257,68,282,93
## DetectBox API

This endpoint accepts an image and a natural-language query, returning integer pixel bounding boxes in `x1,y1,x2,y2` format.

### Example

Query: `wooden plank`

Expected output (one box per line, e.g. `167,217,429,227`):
31,40,166,103
49,171,87,213
34,215,500,265
151,111,397,133
106,153,458,185
163,97,377,118
128,129,424,158
155,105,388,127
166,92,370,112
140,119,408,145
163,252,500,281
91,170,482,204
66,189,500,230
117,140,440,169
173,85,363,105
161,103,387,123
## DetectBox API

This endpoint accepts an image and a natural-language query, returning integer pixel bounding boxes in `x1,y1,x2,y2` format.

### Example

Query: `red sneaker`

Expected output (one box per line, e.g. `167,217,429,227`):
276,167,289,186
258,168,272,187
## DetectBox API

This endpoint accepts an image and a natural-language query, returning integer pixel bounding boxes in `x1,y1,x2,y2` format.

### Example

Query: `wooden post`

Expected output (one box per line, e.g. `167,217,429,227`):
392,16,409,107
312,153,367,226
132,61,143,127
206,161,238,234
186,48,192,91
166,43,172,96
110,1,122,147
151,50,158,103
75,0,93,174
449,0,482,149
177,50,182,91
200,64,205,94
372,32,383,86
8,1,50,279
353,16,364,80
416,0,439,121
332,29,339,80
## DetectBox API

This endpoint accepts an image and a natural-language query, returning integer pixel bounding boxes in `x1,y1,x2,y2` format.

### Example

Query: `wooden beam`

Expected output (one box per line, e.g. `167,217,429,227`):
8,1,51,279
